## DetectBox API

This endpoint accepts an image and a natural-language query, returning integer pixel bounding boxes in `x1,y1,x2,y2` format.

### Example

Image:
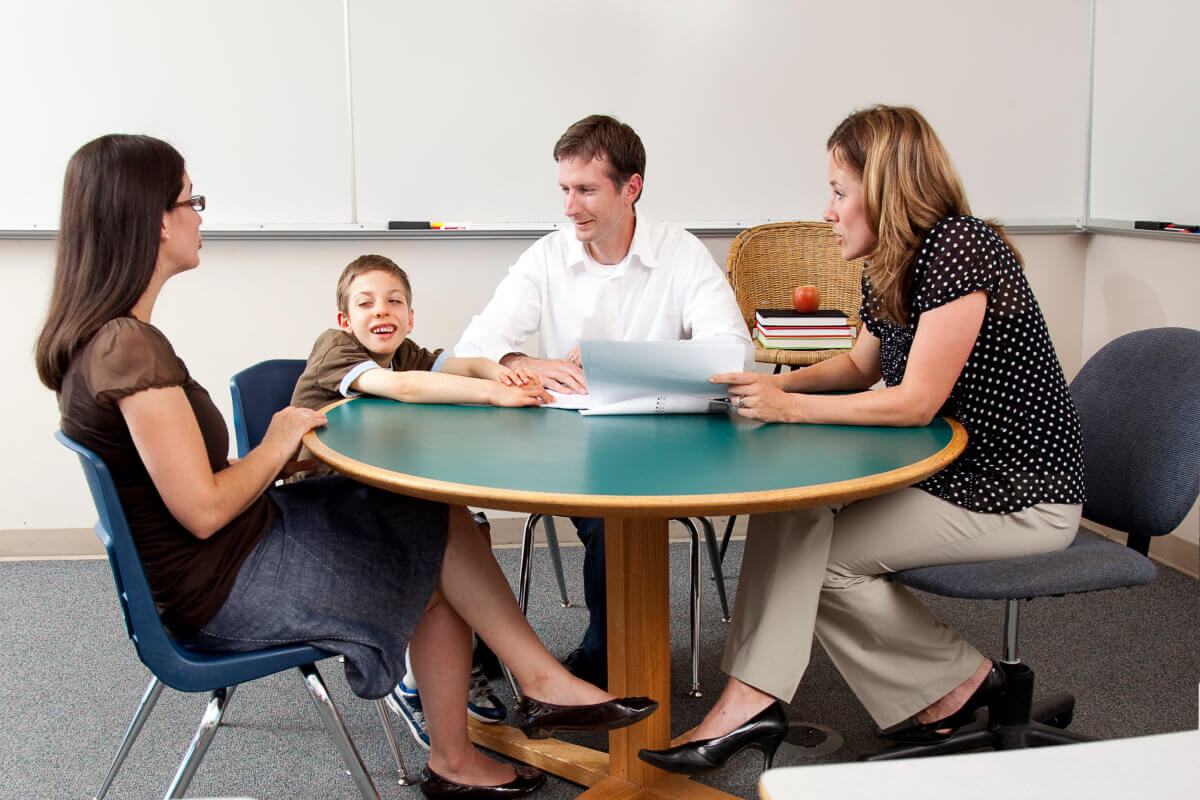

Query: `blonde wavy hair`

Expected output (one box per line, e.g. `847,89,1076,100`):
827,105,1019,323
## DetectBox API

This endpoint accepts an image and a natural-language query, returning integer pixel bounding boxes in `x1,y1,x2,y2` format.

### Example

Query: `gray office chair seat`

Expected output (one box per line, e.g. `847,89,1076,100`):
865,327,1200,760
895,537,1158,600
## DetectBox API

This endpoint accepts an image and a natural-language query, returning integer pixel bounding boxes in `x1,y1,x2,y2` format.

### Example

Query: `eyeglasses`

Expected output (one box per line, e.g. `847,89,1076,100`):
169,195,206,212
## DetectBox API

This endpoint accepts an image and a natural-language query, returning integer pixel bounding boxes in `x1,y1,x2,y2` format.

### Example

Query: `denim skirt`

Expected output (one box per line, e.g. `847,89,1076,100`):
182,475,448,698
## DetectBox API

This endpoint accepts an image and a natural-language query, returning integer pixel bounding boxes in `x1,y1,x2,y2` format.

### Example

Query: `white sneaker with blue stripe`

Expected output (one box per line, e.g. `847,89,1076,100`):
385,683,430,750
467,665,507,723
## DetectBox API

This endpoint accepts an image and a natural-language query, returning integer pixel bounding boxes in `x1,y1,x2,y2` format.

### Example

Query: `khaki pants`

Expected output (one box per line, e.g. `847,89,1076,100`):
721,488,1080,728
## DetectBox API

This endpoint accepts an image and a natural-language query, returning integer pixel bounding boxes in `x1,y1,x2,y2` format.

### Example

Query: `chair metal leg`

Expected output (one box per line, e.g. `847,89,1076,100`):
502,514,541,699
374,698,415,786
164,686,231,799
94,675,164,800
697,516,731,622
299,663,383,800
718,515,736,562
540,516,572,607
675,517,704,698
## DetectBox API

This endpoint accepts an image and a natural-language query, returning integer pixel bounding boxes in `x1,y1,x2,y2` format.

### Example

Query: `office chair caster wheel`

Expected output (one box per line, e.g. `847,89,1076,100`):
1043,708,1073,729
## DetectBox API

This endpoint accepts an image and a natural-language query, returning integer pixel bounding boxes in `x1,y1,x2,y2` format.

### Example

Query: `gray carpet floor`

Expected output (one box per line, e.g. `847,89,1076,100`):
1,531,1196,799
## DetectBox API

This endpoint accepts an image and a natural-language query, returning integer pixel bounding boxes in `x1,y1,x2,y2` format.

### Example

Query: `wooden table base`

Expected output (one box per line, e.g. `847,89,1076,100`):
467,516,743,800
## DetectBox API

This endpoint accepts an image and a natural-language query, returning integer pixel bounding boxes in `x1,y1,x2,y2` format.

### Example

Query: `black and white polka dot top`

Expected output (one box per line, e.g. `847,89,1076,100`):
860,215,1085,514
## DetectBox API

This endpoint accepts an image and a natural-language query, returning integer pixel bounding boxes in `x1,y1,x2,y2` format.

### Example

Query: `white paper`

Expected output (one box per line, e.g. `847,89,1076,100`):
542,340,744,415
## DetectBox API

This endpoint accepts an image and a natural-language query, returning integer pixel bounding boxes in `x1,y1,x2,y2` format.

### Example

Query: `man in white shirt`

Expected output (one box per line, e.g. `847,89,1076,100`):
456,114,752,686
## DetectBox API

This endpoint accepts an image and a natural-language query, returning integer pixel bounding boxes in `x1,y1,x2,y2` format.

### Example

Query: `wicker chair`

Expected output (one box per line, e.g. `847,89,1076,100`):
726,221,866,368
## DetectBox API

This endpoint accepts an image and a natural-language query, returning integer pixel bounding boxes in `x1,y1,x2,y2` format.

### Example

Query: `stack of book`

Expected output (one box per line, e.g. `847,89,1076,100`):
754,309,855,350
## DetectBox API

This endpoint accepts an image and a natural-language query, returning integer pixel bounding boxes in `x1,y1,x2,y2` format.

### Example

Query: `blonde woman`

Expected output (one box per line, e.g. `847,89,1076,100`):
640,106,1084,774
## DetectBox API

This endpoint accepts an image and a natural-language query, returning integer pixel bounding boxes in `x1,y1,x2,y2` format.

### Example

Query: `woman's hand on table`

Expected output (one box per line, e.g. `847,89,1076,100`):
263,406,326,460
711,371,798,423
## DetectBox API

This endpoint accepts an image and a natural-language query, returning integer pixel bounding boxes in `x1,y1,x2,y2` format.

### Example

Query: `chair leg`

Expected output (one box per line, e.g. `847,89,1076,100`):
164,686,231,799
860,722,998,761
502,514,541,699
697,516,731,622
541,516,572,607
374,698,416,786
675,517,704,698
1017,723,1095,747
93,675,164,800
299,664,382,800
718,515,735,562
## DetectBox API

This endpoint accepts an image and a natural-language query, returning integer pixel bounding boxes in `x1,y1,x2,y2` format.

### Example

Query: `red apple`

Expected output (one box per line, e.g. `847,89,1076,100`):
793,284,821,313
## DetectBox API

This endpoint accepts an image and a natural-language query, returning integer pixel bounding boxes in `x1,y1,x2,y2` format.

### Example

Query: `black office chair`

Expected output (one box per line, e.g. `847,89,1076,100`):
864,327,1200,760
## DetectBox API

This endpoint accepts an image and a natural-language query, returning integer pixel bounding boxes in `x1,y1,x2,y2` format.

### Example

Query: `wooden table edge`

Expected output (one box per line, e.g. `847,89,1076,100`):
303,403,967,517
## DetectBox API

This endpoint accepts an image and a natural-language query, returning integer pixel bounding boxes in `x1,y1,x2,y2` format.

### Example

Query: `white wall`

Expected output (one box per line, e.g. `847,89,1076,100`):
1080,233,1200,552
1,231,1089,536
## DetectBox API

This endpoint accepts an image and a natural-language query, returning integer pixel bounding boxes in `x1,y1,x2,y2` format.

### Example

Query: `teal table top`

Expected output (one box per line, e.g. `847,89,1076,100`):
306,398,964,516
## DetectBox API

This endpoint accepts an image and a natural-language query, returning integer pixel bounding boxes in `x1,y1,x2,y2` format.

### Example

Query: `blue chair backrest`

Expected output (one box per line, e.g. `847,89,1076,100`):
229,359,307,457
57,430,328,692
56,430,196,683
1069,327,1200,549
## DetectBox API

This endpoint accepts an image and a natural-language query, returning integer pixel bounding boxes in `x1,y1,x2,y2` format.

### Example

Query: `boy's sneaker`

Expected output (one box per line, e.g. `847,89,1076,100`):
385,683,430,750
467,665,507,723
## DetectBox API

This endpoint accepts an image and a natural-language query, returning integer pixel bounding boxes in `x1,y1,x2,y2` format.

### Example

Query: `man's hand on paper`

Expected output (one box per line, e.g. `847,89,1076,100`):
501,352,588,394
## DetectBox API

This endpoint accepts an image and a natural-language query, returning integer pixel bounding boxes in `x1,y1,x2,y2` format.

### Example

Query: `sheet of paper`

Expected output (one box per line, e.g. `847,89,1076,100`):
554,340,745,415
545,390,591,410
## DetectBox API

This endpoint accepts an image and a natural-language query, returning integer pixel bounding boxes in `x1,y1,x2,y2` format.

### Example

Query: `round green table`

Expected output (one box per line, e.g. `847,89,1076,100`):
304,398,966,800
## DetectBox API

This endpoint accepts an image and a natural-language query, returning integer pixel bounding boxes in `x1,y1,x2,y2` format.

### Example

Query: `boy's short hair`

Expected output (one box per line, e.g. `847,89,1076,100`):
336,254,413,313
553,114,645,203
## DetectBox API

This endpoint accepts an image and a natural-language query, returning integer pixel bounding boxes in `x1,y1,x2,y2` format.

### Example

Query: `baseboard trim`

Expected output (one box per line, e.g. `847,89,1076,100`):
1,515,752,560
0,528,104,560
1082,523,1199,579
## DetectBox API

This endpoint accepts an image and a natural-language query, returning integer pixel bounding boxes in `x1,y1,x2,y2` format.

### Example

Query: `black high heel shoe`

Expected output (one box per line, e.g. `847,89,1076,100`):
879,660,1007,744
637,701,788,776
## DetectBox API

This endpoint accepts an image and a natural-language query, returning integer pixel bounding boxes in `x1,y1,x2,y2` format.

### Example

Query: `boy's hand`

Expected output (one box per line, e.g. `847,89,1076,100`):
500,353,587,394
489,380,553,407
496,365,537,387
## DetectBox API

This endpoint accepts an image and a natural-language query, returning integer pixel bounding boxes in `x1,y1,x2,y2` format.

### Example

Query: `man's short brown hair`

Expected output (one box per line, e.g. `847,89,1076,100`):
553,114,645,203
336,254,413,314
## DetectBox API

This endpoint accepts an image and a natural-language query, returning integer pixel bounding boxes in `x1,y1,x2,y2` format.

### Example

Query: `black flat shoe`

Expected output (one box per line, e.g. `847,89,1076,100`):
515,695,658,739
879,661,1007,744
637,701,788,776
419,764,545,800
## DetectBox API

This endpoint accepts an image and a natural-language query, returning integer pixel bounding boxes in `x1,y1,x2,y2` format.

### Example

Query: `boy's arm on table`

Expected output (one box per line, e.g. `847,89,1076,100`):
441,355,539,387
352,366,551,407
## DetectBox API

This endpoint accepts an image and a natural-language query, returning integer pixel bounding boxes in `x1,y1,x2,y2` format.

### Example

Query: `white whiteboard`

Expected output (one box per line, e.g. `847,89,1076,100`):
1,0,1095,231
0,0,353,230
1089,0,1200,225
349,0,1092,227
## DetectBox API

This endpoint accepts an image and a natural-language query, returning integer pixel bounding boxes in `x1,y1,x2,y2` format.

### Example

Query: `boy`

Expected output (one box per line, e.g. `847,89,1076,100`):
292,254,548,415
292,254,550,746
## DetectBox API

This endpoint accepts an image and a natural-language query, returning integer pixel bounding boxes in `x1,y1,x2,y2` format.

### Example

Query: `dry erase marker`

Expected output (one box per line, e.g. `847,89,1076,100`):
431,221,472,230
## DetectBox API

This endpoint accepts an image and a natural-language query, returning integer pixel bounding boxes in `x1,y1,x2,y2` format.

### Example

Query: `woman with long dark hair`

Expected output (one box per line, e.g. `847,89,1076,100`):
640,106,1084,775
37,134,656,799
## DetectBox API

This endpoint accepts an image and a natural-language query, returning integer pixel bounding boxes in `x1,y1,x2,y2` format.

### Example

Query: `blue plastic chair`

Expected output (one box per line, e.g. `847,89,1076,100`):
865,327,1200,759
229,358,308,459
229,358,412,784
57,431,389,799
